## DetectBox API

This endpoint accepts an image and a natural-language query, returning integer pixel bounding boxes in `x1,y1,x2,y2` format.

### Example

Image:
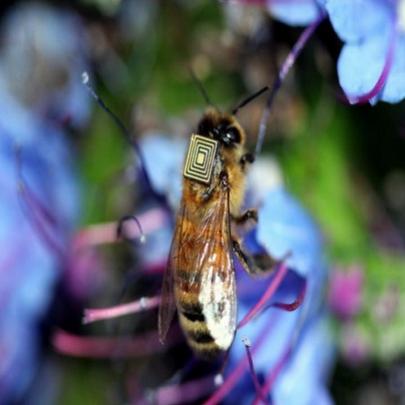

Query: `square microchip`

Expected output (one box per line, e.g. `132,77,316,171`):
183,134,218,184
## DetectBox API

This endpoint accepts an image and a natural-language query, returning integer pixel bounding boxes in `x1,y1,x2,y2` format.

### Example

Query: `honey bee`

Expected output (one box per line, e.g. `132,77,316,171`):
159,94,276,359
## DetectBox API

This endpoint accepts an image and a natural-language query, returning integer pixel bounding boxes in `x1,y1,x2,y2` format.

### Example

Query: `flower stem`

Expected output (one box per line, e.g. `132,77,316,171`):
252,345,292,405
53,328,181,358
82,72,168,207
243,337,271,405
74,208,168,248
203,316,278,405
238,263,289,329
83,295,161,324
255,12,326,155
151,376,215,405
272,280,306,311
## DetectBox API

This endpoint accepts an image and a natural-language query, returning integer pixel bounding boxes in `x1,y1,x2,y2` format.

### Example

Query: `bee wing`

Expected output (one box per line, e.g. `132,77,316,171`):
196,184,237,349
159,182,237,349
158,201,185,344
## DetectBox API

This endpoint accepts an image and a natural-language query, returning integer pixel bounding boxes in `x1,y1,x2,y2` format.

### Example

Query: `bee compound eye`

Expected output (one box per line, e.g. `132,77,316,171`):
223,127,240,144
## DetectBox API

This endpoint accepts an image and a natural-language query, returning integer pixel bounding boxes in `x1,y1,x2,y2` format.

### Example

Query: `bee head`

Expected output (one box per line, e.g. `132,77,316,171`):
197,110,245,148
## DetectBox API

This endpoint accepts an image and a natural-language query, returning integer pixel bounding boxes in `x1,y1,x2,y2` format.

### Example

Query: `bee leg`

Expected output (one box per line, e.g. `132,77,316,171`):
232,239,277,276
220,170,230,188
240,153,255,165
202,185,216,201
240,153,255,170
202,171,229,201
232,209,258,226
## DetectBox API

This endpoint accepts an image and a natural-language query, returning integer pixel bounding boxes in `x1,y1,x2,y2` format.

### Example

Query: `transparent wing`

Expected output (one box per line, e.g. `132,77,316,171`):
159,180,237,348
196,185,237,347
158,202,185,344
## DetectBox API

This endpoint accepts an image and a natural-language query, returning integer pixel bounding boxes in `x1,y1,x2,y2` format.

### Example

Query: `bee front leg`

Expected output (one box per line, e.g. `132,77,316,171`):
232,239,278,276
240,152,255,170
232,209,258,226
202,184,216,201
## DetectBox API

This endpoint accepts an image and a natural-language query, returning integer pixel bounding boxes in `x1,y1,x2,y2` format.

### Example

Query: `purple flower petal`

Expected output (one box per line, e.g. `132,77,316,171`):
268,0,323,26
238,263,290,328
324,0,392,43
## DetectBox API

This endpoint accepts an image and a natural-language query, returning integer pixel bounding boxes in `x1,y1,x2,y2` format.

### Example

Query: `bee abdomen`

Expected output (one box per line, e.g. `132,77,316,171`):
178,311,224,359
175,273,225,358
181,310,205,323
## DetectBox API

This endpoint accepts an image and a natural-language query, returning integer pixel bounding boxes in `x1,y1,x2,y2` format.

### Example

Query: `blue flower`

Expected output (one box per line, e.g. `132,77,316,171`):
324,0,405,104
247,0,405,104
236,0,323,26
140,133,185,211
267,0,324,26
0,3,89,402
139,134,334,404
218,160,334,405
137,132,186,266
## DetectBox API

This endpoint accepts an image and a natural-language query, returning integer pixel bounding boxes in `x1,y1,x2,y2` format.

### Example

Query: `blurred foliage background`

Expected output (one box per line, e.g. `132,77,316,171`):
2,0,405,404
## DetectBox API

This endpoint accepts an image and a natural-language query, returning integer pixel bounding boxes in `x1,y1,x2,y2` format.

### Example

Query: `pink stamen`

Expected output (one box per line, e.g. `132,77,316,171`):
272,281,307,311
204,269,306,404
83,295,161,324
238,263,289,329
151,376,215,405
203,347,251,405
348,23,397,104
203,316,279,405
243,338,271,405
252,345,292,405
52,328,181,359
74,207,168,248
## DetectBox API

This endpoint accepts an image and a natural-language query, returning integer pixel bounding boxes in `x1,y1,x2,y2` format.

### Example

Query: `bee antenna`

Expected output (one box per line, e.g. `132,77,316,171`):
255,13,325,155
188,66,218,109
231,86,269,116
81,72,158,200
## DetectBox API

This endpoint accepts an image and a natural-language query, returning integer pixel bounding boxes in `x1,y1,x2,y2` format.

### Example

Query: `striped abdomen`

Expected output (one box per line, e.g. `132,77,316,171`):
176,272,226,359
170,175,237,359
173,200,237,359
178,305,224,359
